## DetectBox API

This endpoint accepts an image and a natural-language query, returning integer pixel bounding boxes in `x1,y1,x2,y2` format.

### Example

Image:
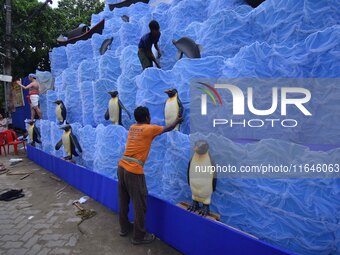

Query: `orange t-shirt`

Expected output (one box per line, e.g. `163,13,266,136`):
119,124,164,174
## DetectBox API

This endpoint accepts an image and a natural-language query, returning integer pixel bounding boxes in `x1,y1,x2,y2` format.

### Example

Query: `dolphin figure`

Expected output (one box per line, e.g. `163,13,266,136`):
172,37,202,59
100,37,113,55
121,15,130,22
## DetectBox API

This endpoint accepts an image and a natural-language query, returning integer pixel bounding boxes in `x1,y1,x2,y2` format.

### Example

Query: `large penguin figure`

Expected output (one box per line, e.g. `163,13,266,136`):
55,124,82,160
26,120,41,147
187,140,217,216
164,88,183,131
104,91,131,125
54,100,67,124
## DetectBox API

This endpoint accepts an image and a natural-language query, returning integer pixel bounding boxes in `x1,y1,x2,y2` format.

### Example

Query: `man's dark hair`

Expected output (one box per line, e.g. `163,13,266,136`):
149,20,160,31
134,106,150,123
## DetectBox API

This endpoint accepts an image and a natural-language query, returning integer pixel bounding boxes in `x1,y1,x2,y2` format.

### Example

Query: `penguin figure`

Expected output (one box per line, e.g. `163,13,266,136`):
54,100,67,124
26,120,41,147
164,88,183,131
55,124,82,160
187,140,217,216
104,91,131,125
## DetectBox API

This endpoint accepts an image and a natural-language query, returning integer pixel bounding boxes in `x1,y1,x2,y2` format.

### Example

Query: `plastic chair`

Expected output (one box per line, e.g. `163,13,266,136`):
0,132,6,156
3,130,26,155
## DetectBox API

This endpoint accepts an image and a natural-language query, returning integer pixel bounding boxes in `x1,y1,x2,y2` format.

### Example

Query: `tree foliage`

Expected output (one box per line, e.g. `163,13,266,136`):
0,0,104,78
58,0,104,31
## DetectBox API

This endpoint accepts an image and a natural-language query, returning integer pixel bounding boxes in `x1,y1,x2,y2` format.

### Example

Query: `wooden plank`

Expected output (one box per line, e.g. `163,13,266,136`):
0,169,9,175
7,171,31,175
177,201,221,221
50,175,61,182
20,173,32,180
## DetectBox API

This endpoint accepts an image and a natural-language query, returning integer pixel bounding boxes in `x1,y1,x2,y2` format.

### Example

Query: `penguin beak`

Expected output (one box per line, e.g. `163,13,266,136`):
59,125,69,131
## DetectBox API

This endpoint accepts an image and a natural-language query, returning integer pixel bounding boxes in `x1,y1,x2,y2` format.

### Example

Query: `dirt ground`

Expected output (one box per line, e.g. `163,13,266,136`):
0,148,180,255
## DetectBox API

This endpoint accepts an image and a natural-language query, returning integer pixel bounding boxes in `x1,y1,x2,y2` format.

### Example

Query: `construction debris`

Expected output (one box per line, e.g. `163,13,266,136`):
20,173,33,180
72,201,97,234
56,185,68,194
50,175,62,182
7,171,32,176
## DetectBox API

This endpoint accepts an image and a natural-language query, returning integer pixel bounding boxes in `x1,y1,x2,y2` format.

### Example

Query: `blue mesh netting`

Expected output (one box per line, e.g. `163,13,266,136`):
78,59,99,84
99,52,121,81
93,124,127,178
93,79,117,126
46,90,57,122
49,46,68,77
66,40,94,69
79,81,95,126
41,0,340,253
78,125,97,170
62,68,82,124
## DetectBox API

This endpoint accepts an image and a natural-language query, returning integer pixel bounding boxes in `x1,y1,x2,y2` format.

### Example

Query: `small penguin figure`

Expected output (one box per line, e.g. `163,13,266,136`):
104,91,131,125
26,120,41,147
164,88,183,131
54,100,67,124
187,140,217,216
55,124,82,161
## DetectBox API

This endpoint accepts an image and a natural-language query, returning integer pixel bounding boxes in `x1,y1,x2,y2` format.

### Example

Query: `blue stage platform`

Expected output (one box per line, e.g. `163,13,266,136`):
27,145,290,255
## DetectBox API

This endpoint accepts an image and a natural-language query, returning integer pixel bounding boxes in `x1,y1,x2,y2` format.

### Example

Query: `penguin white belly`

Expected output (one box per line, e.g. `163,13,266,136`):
189,154,214,204
109,98,120,124
165,98,179,130
28,126,34,142
56,105,63,122
62,131,71,156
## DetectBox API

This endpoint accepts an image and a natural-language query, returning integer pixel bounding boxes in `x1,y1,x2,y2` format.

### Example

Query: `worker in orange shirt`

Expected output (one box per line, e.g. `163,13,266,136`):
118,106,182,245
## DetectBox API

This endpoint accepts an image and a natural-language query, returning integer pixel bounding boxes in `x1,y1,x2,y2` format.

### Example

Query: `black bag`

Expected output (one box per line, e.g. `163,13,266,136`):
0,189,25,201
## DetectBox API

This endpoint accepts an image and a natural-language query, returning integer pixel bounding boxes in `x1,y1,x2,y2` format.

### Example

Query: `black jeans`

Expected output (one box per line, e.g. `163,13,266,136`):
118,166,148,240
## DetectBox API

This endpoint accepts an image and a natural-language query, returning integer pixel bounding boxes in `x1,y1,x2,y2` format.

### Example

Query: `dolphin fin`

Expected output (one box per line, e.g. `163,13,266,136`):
176,50,183,60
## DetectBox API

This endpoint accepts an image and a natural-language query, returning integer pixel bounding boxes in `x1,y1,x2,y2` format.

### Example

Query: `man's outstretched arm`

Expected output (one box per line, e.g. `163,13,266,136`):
162,117,183,134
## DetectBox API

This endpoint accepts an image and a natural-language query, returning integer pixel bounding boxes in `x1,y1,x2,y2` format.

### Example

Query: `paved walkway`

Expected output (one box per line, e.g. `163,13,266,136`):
0,149,180,255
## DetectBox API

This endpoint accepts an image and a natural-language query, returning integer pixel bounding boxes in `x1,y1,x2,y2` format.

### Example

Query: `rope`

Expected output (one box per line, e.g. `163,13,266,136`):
76,208,97,226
